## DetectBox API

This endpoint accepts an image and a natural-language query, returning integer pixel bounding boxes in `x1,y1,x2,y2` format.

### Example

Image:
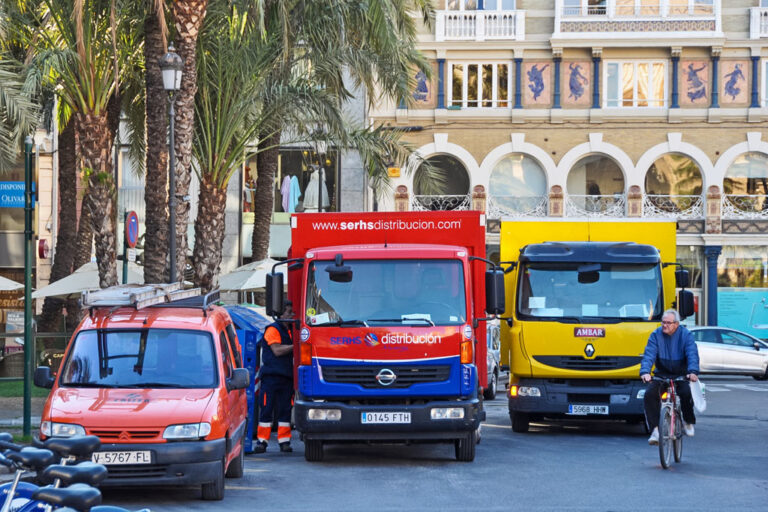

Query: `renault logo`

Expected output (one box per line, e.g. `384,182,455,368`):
375,368,397,386
584,343,595,358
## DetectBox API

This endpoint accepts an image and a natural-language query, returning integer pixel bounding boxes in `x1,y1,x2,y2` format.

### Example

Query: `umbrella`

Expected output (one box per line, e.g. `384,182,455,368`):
31,261,144,299
218,258,287,291
0,275,24,292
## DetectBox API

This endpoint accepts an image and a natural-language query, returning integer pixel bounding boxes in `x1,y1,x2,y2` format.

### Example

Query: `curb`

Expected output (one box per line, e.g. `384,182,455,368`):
0,417,41,428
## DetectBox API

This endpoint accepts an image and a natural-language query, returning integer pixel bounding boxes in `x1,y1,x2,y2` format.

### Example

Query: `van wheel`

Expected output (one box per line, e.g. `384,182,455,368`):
454,429,477,462
483,370,498,400
510,412,529,433
304,439,324,462
201,459,225,500
225,437,244,479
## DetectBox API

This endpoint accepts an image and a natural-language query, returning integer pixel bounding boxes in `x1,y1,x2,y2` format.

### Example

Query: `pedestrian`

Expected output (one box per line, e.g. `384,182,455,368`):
640,309,700,445
255,301,295,453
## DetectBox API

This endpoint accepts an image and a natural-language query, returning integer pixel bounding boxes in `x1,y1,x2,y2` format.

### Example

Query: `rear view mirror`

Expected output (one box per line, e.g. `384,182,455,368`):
754,342,761,351
485,269,505,315
677,289,694,319
266,273,284,317
675,269,690,288
326,253,353,283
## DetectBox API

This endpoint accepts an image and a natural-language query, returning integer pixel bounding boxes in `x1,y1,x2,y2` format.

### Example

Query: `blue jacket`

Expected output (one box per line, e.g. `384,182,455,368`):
640,325,700,378
259,321,294,379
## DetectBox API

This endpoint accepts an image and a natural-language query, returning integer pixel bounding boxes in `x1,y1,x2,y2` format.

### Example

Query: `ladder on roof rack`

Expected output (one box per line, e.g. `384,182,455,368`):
81,283,202,310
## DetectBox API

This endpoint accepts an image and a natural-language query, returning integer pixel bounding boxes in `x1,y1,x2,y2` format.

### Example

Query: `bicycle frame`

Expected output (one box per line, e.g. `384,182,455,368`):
654,376,686,469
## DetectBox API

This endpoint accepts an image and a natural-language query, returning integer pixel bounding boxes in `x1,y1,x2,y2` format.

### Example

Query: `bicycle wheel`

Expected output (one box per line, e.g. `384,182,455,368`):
658,406,672,469
673,408,683,463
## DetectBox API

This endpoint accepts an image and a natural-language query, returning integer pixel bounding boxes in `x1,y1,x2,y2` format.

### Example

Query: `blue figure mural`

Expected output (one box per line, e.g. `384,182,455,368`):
527,64,549,101
412,70,429,102
568,63,588,100
724,63,745,101
685,63,707,102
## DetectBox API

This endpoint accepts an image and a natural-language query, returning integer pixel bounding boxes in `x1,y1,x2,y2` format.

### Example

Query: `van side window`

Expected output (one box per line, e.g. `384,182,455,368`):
219,332,233,378
225,324,242,368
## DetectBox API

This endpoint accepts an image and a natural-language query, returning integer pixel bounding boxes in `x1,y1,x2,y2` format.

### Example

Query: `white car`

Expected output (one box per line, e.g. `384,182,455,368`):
484,322,501,399
689,326,768,380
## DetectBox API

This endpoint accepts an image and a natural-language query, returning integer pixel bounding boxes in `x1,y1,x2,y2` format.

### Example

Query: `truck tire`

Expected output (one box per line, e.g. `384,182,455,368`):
483,370,498,400
304,439,324,462
201,459,225,500
454,429,477,462
510,412,529,433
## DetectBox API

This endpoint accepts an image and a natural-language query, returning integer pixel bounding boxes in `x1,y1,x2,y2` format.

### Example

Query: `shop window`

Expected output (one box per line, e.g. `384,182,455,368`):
645,154,703,196
724,152,768,214
489,154,547,212
717,246,768,288
449,62,511,108
605,61,666,108
677,245,704,289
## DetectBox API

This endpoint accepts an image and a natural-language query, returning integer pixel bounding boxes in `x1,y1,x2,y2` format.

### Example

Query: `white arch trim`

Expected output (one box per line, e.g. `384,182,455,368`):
398,133,481,194
554,133,634,192
634,133,714,194
478,133,557,192
713,132,768,190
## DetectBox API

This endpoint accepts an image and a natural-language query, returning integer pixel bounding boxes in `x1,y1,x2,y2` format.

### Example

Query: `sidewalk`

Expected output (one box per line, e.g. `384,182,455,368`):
0,397,45,429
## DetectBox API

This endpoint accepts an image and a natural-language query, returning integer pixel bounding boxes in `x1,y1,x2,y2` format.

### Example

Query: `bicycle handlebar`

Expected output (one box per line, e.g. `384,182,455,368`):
651,376,689,382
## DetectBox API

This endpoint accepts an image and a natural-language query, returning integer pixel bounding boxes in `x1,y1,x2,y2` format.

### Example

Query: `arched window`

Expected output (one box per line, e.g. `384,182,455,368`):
723,152,768,217
488,154,547,216
566,155,625,216
643,153,703,218
413,154,471,210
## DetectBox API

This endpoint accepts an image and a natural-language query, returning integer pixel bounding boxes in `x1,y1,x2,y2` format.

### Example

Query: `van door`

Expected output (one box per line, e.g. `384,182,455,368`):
219,330,245,449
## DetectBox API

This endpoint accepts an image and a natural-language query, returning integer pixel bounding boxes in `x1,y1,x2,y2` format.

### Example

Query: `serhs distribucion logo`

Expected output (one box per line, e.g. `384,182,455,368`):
365,333,380,347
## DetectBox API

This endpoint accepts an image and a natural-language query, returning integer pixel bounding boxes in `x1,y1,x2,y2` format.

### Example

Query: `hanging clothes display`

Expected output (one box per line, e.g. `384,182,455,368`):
303,168,330,212
279,174,302,212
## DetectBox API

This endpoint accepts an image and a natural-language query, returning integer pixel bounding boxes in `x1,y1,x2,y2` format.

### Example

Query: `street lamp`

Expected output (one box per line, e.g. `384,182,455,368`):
159,43,183,282
311,134,328,213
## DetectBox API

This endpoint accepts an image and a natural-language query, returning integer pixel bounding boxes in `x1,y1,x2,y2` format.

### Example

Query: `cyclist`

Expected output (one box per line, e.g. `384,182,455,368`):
640,309,699,445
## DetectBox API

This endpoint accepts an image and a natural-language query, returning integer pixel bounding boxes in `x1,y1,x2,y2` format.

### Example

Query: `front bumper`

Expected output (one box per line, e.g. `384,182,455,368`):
295,398,485,442
508,378,645,419
94,438,226,487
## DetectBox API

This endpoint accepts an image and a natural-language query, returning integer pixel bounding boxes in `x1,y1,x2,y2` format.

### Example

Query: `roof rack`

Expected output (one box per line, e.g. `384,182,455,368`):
82,283,202,310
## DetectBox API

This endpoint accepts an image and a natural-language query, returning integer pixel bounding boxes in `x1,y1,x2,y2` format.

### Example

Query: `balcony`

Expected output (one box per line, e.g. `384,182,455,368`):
435,10,525,42
553,0,722,44
565,194,626,218
487,195,548,218
722,195,768,220
411,194,471,211
643,194,703,220
750,7,768,39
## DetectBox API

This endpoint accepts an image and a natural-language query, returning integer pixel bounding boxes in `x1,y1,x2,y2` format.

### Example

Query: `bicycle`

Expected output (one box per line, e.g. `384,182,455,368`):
652,376,687,469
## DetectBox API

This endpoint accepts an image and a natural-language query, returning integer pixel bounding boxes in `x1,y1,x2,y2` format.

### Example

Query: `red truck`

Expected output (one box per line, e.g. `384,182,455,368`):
265,211,504,462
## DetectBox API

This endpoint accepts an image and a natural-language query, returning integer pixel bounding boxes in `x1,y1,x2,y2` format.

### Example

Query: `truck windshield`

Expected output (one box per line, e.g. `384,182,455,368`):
59,329,218,388
517,262,663,322
306,259,466,326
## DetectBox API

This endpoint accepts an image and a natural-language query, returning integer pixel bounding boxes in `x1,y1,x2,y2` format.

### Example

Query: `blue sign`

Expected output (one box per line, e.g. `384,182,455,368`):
718,288,768,339
125,211,139,248
0,182,25,208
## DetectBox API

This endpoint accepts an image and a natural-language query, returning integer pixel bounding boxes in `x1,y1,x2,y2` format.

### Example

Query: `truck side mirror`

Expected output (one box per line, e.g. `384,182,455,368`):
266,273,284,317
485,269,505,315
34,366,54,389
677,289,694,319
675,269,690,288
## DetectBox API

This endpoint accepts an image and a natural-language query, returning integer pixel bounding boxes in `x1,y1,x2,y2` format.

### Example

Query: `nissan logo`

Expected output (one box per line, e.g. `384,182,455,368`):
375,368,397,386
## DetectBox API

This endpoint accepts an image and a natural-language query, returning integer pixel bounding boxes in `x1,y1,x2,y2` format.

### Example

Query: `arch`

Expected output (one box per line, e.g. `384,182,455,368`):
714,133,768,191
635,135,714,194
554,134,634,191
478,134,556,190
400,134,480,192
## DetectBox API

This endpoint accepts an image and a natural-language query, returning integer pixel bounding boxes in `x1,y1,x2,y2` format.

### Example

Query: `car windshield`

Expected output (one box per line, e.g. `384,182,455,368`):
305,259,467,326
59,329,217,388
518,262,663,322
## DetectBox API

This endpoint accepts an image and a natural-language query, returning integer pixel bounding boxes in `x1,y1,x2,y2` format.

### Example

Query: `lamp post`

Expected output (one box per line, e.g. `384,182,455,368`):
159,44,183,283
23,136,34,437
312,135,327,213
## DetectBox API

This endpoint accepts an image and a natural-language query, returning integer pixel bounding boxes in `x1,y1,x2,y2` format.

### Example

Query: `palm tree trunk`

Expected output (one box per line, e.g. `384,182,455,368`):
192,175,227,293
38,120,77,337
171,0,209,282
251,131,281,261
143,11,170,284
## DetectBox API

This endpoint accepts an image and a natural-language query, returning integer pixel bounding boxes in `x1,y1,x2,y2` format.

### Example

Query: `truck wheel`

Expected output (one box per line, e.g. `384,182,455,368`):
304,439,324,462
454,429,477,462
510,412,529,433
201,459,225,500
483,370,498,400
225,437,245,479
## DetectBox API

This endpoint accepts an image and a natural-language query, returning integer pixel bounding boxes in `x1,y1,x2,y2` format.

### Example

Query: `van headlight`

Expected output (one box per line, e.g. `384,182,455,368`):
40,421,86,438
163,422,212,440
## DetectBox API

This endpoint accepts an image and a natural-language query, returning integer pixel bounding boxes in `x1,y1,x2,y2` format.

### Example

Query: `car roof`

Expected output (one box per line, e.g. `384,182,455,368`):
78,303,230,332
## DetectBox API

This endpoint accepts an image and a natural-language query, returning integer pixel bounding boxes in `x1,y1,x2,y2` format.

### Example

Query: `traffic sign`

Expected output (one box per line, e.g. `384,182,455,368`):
125,211,139,248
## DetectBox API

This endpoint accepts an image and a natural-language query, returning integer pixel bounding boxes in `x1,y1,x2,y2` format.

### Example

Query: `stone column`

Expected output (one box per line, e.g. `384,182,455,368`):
553,49,562,109
710,48,721,109
704,245,722,326
627,185,643,217
549,185,563,217
670,48,681,109
394,185,409,212
592,48,602,109
705,185,722,234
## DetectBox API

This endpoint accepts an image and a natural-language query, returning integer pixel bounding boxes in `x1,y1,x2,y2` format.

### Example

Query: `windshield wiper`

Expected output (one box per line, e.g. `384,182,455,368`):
317,319,369,327
367,317,436,326
368,317,405,324
112,382,187,388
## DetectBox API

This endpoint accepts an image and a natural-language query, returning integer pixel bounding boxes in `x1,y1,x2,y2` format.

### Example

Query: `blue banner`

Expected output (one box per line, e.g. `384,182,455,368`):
718,288,768,339
0,182,25,208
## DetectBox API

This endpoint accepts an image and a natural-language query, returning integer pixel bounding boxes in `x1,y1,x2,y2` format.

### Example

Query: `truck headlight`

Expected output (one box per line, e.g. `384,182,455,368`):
40,421,86,438
636,389,646,399
307,408,342,421
163,422,211,440
518,386,541,397
431,408,465,420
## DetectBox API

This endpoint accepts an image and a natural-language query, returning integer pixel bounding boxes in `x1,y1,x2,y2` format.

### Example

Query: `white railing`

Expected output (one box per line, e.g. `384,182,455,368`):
565,194,626,217
560,0,715,18
643,195,704,219
411,194,471,211
749,7,768,39
722,195,768,220
487,195,548,218
435,10,525,42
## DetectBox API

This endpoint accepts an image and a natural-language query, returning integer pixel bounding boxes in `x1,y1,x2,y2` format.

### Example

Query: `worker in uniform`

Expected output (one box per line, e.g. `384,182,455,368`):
255,301,294,453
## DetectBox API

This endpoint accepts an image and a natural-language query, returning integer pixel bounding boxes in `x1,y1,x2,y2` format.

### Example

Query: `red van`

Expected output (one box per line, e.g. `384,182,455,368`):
34,285,249,500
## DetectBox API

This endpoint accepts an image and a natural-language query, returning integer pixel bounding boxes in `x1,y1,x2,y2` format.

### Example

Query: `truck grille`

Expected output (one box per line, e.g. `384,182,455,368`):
321,365,451,388
533,356,642,371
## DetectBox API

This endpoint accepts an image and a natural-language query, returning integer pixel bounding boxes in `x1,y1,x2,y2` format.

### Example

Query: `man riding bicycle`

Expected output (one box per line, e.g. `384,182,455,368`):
640,309,700,445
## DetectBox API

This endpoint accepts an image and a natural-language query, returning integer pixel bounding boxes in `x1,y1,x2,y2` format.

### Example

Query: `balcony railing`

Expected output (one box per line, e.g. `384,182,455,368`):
749,7,768,39
722,195,768,220
411,194,471,211
487,195,548,218
643,194,704,219
565,194,626,217
435,10,525,42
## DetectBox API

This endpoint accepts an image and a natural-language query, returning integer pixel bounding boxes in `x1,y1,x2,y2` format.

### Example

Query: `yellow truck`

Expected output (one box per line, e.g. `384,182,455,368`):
499,220,694,432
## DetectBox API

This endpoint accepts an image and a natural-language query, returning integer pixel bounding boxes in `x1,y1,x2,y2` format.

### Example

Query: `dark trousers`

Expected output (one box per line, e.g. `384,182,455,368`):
257,375,293,443
644,379,696,431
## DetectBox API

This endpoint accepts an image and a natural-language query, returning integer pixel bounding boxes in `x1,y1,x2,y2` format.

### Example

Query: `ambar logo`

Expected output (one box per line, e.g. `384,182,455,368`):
574,327,605,338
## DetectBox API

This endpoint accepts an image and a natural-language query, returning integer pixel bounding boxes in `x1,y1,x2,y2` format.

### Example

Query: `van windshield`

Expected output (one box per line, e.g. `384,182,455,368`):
306,259,467,326
59,329,217,388
517,262,663,322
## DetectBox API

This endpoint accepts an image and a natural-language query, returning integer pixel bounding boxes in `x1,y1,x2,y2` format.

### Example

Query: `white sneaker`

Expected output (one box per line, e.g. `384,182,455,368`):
684,423,695,437
648,427,659,445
